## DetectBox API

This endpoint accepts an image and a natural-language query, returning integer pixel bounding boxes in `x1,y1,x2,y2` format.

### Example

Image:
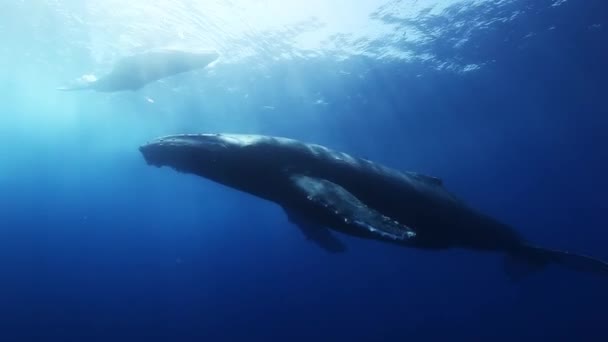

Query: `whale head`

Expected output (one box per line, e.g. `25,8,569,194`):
140,134,240,169
139,133,291,194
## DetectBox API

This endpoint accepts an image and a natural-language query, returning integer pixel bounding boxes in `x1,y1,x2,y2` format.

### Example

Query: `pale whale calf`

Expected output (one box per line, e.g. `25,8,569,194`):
139,133,608,279
59,49,219,92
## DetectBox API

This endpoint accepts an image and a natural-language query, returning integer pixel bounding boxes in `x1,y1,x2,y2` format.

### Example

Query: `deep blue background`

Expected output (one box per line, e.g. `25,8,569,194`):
1,0,607,341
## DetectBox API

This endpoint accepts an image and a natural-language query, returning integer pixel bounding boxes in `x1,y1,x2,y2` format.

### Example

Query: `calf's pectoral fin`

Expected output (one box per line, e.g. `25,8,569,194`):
284,209,347,253
290,175,416,242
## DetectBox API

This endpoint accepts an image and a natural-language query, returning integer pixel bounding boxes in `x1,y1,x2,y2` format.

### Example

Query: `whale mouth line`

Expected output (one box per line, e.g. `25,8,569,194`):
139,143,169,167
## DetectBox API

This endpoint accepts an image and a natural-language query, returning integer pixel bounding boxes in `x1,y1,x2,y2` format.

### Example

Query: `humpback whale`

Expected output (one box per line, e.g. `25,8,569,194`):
58,49,219,92
139,133,608,278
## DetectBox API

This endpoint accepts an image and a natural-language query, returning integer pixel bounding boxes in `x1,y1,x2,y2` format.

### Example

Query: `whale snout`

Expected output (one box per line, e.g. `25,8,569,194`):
139,142,165,167
139,134,230,171
139,136,187,167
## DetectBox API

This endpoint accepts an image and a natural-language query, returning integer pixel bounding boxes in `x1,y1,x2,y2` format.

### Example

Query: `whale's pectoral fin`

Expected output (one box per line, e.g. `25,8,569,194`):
290,175,417,241
284,209,347,253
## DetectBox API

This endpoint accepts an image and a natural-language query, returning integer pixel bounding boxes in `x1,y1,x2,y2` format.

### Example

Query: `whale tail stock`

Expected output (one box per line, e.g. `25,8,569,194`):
504,244,608,280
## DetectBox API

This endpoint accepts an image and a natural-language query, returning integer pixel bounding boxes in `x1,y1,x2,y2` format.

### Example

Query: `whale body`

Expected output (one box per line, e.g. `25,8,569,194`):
59,49,219,92
139,133,608,279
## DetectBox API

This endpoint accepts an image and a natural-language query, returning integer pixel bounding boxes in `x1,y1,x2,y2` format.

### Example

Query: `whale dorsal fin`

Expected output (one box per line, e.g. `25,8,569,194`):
290,175,417,242
408,172,443,186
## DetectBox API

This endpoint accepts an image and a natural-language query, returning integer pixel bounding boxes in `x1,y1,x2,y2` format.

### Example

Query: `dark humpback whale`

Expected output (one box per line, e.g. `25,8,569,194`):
58,49,219,92
139,133,608,278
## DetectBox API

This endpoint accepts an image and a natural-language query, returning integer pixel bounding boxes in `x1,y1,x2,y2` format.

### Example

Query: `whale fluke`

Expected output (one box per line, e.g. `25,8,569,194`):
505,244,608,279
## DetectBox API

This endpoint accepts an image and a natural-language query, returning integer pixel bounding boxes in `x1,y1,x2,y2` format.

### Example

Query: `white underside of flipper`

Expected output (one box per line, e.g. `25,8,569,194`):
290,174,417,242
57,74,98,91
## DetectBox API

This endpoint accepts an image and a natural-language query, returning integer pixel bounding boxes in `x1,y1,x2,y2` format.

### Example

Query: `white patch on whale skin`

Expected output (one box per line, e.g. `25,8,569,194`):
79,74,98,83
354,220,416,241
218,134,263,147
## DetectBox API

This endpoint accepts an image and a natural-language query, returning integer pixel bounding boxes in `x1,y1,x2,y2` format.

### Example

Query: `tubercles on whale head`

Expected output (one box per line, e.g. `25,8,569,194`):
138,133,263,185
140,134,226,168
140,133,300,200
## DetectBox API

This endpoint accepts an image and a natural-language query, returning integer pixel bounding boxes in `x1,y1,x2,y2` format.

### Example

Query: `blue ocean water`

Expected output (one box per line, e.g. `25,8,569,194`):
1,0,607,341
